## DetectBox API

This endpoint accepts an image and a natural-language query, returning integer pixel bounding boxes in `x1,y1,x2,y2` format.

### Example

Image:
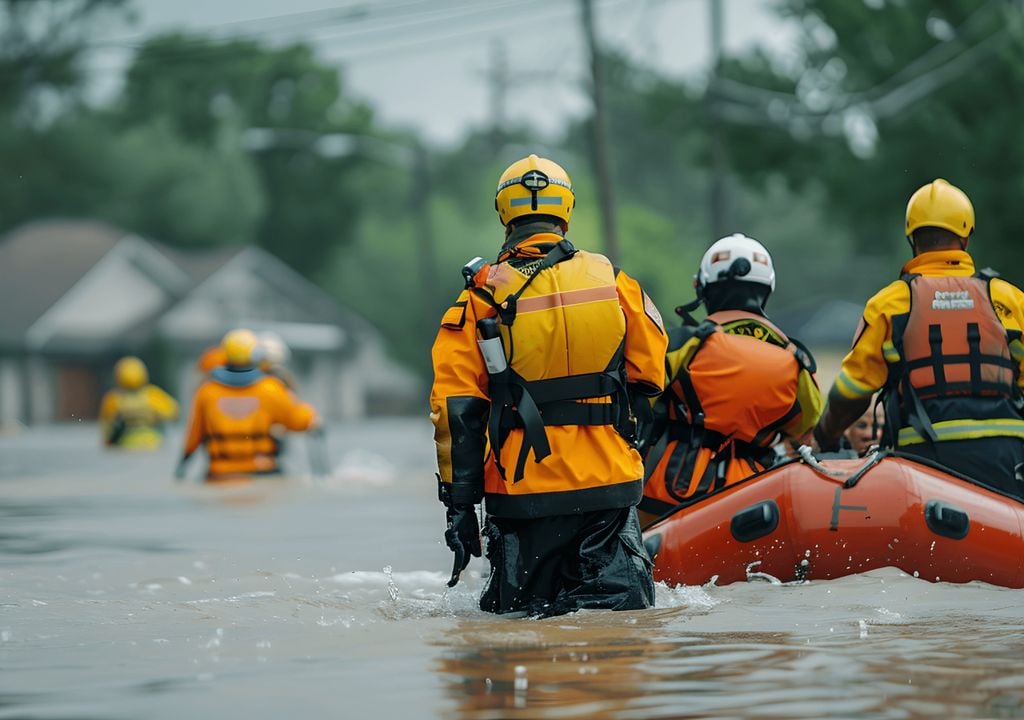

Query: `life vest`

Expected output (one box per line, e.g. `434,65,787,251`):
112,389,160,429
106,389,162,448
642,318,808,515
885,272,1024,446
469,238,633,482
200,373,288,476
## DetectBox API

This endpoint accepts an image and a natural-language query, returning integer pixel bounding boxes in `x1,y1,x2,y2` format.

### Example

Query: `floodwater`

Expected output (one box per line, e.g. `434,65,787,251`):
3,420,1024,719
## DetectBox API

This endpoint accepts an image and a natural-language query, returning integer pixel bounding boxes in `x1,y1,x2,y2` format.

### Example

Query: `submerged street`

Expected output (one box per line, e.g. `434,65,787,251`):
3,420,1024,719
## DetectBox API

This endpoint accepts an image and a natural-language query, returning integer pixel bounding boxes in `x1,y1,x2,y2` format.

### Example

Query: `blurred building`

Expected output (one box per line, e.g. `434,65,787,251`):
0,219,421,428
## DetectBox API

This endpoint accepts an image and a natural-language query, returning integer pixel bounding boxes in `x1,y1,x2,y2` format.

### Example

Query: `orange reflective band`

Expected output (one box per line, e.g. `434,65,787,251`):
514,285,618,314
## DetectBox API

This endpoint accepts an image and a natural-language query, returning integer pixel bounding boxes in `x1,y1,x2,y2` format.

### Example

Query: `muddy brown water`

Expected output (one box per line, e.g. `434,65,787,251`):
2,420,1024,719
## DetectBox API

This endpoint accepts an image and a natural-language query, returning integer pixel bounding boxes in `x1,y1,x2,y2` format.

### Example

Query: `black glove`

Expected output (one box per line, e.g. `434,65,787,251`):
627,383,656,451
444,504,481,587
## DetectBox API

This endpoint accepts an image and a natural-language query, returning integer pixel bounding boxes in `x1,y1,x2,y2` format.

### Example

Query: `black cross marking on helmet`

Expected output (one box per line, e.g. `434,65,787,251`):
520,170,549,190
521,170,549,211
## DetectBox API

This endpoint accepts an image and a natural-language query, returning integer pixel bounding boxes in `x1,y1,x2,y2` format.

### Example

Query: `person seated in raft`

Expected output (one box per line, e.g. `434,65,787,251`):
639,234,823,526
843,402,885,457
813,179,1024,498
177,328,319,482
99,356,179,450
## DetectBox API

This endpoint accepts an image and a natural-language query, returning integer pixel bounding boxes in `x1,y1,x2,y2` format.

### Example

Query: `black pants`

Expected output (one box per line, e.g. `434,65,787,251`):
479,506,654,617
900,437,1024,500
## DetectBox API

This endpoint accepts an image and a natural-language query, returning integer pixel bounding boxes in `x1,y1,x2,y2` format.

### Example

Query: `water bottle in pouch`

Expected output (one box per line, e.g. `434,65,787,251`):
476,317,508,375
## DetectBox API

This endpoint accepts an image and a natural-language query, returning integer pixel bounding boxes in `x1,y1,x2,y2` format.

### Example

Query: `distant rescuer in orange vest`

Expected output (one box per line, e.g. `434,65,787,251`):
99,356,179,450
639,234,823,526
814,179,1024,497
178,328,319,482
429,154,668,616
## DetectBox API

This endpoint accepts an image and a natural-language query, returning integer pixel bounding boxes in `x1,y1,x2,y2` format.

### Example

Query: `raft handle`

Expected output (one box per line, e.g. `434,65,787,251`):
924,500,969,540
731,500,780,543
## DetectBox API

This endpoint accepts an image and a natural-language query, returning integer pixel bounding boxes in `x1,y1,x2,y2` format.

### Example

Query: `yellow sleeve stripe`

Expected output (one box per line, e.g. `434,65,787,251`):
1009,339,1024,363
833,370,877,399
882,340,901,363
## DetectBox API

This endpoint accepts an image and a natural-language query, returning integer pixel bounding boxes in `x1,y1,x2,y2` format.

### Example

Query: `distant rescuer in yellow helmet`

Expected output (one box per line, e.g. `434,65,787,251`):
99,356,179,450
178,328,319,482
814,179,1024,497
429,153,668,616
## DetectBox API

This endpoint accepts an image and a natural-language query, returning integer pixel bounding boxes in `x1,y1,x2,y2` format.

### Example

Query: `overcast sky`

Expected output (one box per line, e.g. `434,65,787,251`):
89,0,797,146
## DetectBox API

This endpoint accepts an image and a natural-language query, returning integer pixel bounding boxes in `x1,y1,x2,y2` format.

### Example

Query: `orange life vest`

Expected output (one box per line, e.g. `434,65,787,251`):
470,238,633,483
642,317,809,517
886,272,1023,446
184,372,316,478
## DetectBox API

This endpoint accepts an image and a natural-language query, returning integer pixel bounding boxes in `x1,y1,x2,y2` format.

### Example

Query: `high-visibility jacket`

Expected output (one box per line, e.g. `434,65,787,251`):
640,310,822,521
815,250,1024,449
430,232,668,519
99,385,179,450
183,367,317,479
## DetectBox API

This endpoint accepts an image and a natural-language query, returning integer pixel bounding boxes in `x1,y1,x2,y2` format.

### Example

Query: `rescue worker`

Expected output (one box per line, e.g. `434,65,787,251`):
99,356,179,450
639,234,823,525
255,331,298,391
814,179,1024,497
430,154,668,616
178,328,319,482
843,402,884,457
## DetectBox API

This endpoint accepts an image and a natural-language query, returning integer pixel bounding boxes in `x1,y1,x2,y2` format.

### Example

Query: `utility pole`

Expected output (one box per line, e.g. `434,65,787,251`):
488,40,508,155
580,0,621,265
412,142,439,358
707,0,728,239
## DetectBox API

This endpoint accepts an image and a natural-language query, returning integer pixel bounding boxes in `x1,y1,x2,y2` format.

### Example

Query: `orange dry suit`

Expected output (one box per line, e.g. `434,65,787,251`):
639,310,822,522
99,385,179,450
183,366,317,479
430,233,668,518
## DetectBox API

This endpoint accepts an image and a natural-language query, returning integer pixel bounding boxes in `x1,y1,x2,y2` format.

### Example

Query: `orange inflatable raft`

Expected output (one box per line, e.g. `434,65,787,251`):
642,451,1024,588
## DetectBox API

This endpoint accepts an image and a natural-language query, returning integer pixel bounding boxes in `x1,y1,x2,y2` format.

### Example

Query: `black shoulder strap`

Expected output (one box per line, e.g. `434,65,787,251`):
673,320,718,449
886,277,938,446
479,239,577,325
787,335,817,374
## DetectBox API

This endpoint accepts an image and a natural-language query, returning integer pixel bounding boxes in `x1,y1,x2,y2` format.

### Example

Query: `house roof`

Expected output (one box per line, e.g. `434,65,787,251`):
0,218,381,357
0,220,125,347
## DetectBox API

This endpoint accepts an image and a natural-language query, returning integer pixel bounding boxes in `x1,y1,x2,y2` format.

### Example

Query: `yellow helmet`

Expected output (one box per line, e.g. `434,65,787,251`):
494,154,575,227
114,356,148,390
221,328,258,367
905,178,975,238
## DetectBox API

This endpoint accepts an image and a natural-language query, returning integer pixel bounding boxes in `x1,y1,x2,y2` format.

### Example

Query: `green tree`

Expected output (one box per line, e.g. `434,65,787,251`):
118,34,376,274
717,0,1024,281
0,0,126,119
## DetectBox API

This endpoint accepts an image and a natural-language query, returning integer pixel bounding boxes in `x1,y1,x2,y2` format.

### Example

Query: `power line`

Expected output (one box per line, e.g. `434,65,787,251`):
712,0,1008,122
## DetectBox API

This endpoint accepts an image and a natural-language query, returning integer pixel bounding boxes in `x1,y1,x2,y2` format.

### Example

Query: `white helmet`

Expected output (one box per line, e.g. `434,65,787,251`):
255,331,291,368
697,233,776,293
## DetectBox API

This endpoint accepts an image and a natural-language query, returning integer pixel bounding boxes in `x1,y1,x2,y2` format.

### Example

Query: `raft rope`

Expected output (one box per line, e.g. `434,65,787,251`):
797,445,884,488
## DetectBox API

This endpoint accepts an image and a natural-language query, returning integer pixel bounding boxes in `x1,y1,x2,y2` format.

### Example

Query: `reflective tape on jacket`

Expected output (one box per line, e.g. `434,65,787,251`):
897,418,1024,445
